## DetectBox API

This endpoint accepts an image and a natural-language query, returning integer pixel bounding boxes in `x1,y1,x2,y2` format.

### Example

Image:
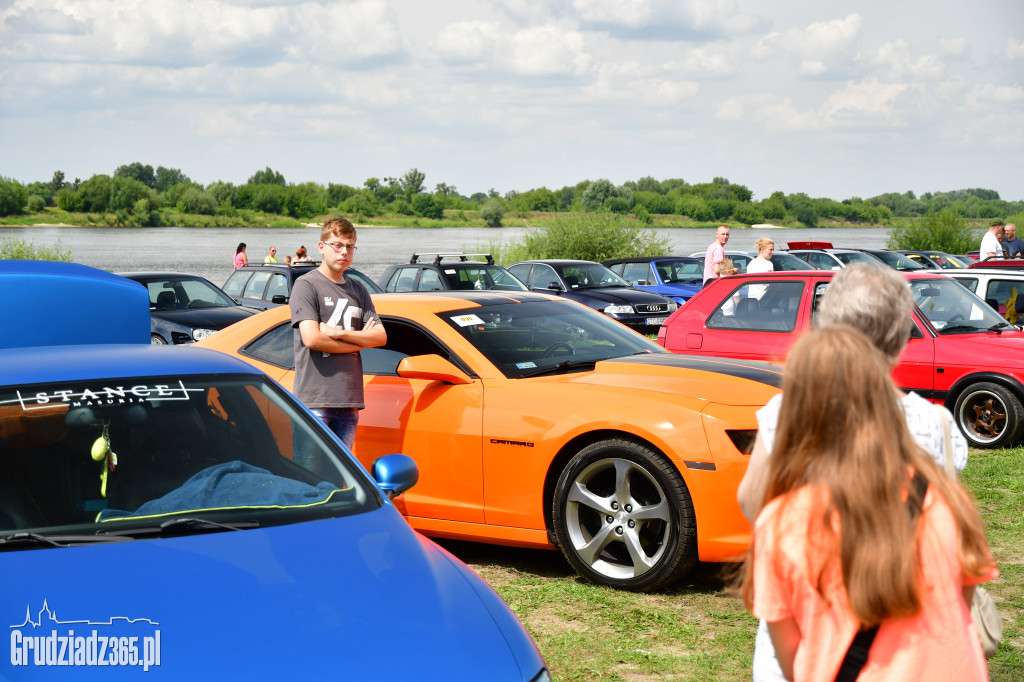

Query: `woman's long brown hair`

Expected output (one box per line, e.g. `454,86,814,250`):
738,325,994,626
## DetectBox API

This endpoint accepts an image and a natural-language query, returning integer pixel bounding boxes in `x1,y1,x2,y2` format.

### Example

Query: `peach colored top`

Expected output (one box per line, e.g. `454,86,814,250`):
753,483,996,682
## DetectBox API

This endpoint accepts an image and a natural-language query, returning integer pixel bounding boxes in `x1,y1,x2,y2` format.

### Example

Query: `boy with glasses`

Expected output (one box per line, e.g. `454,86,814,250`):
290,218,386,450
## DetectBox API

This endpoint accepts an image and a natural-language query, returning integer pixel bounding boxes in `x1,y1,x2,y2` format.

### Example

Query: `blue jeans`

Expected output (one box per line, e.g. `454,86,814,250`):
312,407,359,451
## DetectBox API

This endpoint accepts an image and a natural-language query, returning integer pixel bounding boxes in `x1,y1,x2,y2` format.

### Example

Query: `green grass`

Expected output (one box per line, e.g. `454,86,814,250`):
444,446,1024,681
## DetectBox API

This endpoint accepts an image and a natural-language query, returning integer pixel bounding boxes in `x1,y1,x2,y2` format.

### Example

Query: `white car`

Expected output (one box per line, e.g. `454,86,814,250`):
949,268,1024,323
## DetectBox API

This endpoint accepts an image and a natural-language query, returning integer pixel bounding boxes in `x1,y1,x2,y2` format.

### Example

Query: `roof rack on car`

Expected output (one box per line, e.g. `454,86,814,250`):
410,253,495,265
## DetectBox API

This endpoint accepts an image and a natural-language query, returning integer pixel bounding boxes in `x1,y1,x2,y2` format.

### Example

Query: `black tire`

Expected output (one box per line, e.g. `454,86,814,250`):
551,439,696,591
954,381,1024,448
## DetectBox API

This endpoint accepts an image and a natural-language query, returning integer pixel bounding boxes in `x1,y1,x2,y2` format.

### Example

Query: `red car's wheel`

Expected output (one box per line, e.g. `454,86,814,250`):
954,382,1024,448
552,439,696,591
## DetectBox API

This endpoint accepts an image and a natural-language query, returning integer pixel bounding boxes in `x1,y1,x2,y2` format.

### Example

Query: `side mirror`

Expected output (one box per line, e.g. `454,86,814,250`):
271,294,288,304
546,281,565,291
635,280,650,286
396,354,474,384
372,454,418,499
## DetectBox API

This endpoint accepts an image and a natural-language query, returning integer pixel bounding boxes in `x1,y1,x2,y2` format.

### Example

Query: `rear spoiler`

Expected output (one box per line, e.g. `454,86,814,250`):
787,241,833,249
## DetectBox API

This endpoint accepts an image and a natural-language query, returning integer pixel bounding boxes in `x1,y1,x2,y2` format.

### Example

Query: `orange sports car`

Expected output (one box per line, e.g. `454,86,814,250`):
198,291,780,591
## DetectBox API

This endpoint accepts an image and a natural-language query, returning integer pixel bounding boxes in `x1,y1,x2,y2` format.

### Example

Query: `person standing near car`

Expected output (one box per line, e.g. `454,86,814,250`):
746,238,775,300
980,222,1004,260
703,225,734,286
737,263,969,682
234,243,248,269
1003,223,1023,258
265,246,280,263
291,218,386,450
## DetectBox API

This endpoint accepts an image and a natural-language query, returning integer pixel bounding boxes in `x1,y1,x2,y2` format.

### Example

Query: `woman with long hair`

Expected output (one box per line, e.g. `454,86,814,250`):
234,242,248,269
736,325,997,681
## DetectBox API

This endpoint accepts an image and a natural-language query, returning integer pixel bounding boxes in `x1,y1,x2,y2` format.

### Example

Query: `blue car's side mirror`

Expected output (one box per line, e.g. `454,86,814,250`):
372,454,419,499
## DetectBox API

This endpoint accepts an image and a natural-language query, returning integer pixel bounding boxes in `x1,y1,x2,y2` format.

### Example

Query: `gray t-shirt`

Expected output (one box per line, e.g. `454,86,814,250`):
290,269,380,409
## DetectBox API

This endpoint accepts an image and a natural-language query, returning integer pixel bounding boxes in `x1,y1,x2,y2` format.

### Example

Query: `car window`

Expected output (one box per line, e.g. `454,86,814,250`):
621,262,652,284
558,264,629,289
706,281,804,332
417,269,444,291
835,251,881,266
506,264,531,284
442,267,482,290
363,319,456,375
952,277,978,293
389,268,418,292
241,322,295,369
985,279,1024,318
440,300,665,379
223,271,250,298
911,278,1006,331
243,271,272,299
266,273,289,301
528,264,559,289
728,254,753,272
657,260,703,284
0,374,376,536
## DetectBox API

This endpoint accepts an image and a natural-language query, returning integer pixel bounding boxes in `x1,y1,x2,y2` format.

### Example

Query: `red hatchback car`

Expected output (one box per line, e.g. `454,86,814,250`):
658,270,1024,448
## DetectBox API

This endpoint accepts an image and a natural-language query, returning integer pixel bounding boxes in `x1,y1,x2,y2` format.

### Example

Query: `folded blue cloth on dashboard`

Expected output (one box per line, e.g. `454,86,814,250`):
99,460,336,520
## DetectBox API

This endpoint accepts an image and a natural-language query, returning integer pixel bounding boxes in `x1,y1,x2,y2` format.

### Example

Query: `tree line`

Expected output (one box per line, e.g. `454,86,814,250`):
1,164,1021,228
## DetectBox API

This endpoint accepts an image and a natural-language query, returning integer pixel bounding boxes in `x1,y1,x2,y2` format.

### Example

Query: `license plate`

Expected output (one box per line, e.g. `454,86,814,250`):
646,316,668,326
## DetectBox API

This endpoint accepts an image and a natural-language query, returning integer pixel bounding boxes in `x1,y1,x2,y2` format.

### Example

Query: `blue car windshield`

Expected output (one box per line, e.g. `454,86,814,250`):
0,375,376,542
440,300,667,378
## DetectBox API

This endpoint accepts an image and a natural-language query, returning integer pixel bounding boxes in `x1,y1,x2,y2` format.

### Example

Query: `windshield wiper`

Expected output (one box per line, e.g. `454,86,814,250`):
987,322,1011,333
0,532,132,550
96,517,259,538
518,359,597,378
937,324,984,335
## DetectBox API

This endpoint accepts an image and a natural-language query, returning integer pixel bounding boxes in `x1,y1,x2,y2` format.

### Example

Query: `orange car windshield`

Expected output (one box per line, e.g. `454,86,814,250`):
440,300,666,378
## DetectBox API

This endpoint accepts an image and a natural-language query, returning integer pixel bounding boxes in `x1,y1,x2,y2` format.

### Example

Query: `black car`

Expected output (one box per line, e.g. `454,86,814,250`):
120,272,260,345
852,248,928,271
506,259,677,334
378,253,529,293
223,262,382,310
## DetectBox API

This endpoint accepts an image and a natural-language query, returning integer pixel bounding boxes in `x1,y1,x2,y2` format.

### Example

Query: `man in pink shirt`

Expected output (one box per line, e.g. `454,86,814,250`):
703,225,732,286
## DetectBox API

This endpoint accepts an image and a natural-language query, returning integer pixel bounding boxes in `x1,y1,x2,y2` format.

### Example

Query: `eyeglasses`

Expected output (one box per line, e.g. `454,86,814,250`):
322,241,357,253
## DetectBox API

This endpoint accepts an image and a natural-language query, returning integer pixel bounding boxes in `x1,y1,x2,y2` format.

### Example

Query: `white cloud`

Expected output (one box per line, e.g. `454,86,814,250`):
0,0,403,67
504,24,591,76
1007,39,1024,61
433,20,501,64
821,79,910,125
869,40,944,80
571,0,763,40
663,47,735,78
753,13,863,77
968,83,1024,106
939,37,965,55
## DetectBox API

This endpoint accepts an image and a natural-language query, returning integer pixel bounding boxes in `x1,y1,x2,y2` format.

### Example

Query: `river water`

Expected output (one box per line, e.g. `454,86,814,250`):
0,225,892,288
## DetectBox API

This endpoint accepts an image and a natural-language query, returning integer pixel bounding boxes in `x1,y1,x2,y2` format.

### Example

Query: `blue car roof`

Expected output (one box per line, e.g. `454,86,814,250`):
0,261,150,348
0,344,261,387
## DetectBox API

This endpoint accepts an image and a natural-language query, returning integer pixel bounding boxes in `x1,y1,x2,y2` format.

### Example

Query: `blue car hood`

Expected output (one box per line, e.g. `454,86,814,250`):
2,508,542,680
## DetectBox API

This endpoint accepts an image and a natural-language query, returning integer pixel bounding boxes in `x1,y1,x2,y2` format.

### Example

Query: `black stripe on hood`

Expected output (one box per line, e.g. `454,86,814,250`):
606,354,783,388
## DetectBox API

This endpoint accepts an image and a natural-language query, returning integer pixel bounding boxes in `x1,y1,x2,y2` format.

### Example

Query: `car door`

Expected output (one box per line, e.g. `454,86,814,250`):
241,271,272,309
358,318,485,524
686,278,811,363
892,312,935,398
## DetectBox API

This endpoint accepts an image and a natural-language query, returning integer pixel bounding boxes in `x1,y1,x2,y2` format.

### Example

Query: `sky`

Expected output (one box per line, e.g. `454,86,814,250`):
1,0,1022,202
